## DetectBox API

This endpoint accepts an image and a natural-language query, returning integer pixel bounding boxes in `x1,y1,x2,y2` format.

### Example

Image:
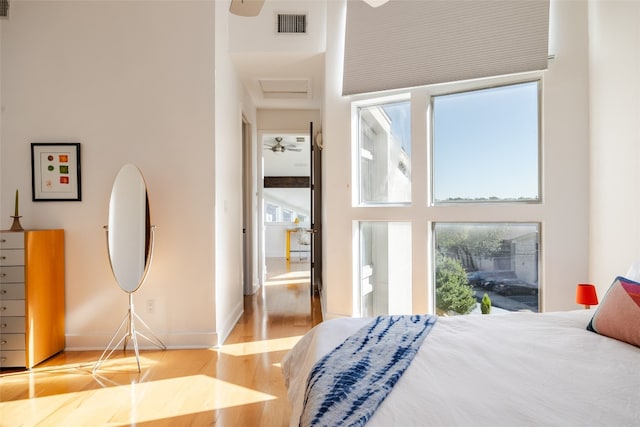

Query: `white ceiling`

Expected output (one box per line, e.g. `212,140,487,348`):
229,1,322,178
228,0,327,111
232,52,325,110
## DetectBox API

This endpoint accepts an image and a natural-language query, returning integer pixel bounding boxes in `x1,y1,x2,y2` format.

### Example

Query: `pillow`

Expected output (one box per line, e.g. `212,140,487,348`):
587,276,640,347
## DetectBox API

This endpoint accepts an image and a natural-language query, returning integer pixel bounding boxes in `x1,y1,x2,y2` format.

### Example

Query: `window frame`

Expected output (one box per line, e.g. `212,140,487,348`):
349,72,547,316
353,93,412,207
432,221,542,315
429,79,543,206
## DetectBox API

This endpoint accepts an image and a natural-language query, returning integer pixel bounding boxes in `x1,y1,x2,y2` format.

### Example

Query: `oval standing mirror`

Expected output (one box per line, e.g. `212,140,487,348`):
107,164,152,293
94,164,165,373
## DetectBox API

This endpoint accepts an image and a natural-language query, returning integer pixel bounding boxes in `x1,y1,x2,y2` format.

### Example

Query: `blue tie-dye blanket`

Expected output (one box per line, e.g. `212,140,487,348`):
299,314,438,427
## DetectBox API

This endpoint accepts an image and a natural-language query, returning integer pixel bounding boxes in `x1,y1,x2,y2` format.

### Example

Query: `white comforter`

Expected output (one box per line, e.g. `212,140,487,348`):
282,310,640,426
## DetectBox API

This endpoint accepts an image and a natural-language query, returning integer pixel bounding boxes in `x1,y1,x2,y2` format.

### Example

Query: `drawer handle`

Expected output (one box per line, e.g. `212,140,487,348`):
1,307,5,311
0,340,6,345
1,324,6,328
0,239,5,243
1,290,6,294
0,256,5,260
0,273,6,277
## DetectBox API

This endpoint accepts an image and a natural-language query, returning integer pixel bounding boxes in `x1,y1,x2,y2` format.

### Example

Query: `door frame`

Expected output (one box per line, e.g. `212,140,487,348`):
310,122,323,295
257,129,313,286
241,116,257,295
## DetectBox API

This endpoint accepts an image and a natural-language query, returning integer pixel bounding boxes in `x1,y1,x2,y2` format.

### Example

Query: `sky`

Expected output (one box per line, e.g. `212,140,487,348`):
380,81,539,202
433,81,539,201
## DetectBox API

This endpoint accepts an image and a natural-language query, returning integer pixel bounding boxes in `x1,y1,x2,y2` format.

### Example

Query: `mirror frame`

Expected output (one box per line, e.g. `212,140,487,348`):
106,164,154,294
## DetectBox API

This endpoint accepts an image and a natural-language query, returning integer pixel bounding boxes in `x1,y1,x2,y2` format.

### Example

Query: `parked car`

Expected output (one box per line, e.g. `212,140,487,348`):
493,279,538,296
467,270,517,290
466,271,493,287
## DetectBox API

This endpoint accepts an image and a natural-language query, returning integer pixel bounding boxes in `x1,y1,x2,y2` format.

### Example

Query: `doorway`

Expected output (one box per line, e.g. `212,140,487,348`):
261,133,312,286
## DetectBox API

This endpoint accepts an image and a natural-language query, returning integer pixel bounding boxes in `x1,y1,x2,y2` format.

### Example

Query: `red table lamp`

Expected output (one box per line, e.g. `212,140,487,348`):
576,283,598,309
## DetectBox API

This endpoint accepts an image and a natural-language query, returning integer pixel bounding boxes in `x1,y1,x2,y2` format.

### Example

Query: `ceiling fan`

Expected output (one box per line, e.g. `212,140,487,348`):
264,137,302,153
229,0,389,17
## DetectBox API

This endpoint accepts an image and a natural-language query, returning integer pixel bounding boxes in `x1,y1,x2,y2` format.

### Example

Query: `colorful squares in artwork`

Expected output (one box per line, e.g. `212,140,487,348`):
40,149,72,189
43,154,70,184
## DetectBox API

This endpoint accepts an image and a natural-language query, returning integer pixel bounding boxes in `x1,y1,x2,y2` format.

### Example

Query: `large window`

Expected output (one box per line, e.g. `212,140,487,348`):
433,81,540,204
352,79,543,317
357,100,411,205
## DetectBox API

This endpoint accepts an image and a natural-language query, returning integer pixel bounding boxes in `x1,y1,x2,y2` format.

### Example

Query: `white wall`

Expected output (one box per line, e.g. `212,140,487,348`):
322,0,591,318
214,0,252,345
0,1,241,348
589,1,640,295
540,0,591,309
264,224,311,258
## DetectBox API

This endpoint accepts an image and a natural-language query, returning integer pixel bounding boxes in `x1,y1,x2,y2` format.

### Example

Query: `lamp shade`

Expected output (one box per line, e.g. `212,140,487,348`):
576,283,598,307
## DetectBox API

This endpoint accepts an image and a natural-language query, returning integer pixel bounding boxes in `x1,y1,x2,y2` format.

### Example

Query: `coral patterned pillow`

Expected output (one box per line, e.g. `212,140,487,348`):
587,276,640,347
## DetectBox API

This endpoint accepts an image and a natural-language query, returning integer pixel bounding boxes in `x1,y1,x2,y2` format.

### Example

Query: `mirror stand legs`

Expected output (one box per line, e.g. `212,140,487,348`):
93,293,167,373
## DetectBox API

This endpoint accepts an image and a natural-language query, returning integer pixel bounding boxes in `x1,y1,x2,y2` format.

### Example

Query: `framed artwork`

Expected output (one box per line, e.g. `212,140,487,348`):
31,142,82,201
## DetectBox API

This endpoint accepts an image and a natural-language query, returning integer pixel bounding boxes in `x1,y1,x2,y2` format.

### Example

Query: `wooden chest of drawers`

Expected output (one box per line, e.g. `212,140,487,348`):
0,230,65,368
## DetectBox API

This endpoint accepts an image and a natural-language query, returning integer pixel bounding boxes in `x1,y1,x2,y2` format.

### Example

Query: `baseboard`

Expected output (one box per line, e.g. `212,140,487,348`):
216,301,244,346
65,331,219,351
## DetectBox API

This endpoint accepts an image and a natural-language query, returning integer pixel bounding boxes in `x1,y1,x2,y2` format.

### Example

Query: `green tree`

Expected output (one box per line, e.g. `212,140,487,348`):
481,293,492,314
435,224,506,271
435,254,477,315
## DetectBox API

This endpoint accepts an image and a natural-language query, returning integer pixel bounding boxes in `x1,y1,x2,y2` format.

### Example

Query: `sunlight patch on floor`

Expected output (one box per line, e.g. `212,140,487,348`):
276,270,311,280
219,336,303,357
264,278,311,287
0,375,276,425
264,270,310,287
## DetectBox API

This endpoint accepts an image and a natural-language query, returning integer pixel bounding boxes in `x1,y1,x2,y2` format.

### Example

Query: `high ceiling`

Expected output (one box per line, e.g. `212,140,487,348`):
232,52,325,110
228,0,327,111
228,1,321,184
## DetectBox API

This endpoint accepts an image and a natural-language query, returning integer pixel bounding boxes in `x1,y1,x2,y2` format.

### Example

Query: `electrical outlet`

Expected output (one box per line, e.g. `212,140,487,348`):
146,299,155,314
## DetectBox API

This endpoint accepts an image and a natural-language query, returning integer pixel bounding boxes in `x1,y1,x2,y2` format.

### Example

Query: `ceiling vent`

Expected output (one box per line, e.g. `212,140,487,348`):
276,13,307,34
259,79,310,99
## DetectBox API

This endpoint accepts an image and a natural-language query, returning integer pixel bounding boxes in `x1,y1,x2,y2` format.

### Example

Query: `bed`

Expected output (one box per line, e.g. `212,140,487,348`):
282,279,640,426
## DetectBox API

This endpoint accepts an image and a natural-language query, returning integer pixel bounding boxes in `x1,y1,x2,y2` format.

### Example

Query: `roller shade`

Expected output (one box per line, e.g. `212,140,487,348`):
343,0,550,95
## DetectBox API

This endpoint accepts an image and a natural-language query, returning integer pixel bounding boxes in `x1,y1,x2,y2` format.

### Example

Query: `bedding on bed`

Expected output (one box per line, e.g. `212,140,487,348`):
282,310,640,427
300,315,437,427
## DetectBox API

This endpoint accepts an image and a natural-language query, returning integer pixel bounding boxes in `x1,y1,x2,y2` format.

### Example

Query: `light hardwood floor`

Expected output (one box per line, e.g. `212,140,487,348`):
0,258,321,426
